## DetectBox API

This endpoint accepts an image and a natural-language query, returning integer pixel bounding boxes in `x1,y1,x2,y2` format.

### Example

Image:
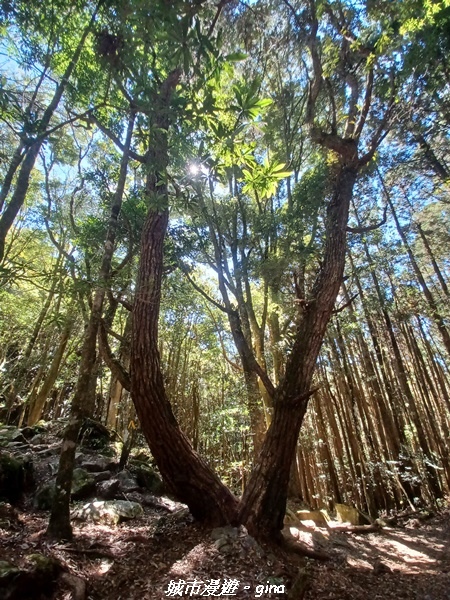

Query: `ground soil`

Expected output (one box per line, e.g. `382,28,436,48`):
1,501,449,600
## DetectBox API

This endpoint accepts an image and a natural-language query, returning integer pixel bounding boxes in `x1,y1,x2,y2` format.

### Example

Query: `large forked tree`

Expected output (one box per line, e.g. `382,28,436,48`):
129,0,396,539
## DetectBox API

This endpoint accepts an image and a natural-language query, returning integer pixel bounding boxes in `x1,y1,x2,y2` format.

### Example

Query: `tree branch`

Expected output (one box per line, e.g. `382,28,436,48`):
347,205,387,233
98,320,131,391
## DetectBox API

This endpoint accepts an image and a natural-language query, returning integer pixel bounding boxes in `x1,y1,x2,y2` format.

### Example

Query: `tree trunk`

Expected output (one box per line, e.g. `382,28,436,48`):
0,8,99,263
47,111,135,540
27,318,73,425
130,73,238,526
238,163,357,538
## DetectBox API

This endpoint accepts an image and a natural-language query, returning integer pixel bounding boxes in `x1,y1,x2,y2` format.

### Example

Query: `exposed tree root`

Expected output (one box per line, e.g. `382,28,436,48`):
327,523,382,534
281,530,332,561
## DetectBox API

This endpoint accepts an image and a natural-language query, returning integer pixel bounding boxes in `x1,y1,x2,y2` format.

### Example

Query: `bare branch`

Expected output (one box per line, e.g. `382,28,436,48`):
347,205,387,234
354,67,374,139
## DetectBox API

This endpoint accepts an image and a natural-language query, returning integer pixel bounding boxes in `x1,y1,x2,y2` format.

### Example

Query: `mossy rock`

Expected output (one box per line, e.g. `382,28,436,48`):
0,559,20,585
72,500,143,525
0,428,22,448
0,452,25,504
296,509,330,526
71,468,96,500
0,554,61,600
34,468,95,510
335,503,370,525
130,462,163,494
34,483,56,510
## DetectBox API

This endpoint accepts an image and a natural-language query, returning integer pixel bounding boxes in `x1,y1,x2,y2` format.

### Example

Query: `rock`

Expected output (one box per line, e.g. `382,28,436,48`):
20,425,45,440
34,446,60,457
34,469,95,510
0,452,25,504
72,500,143,525
296,509,330,527
79,458,116,473
71,468,96,500
130,462,163,493
211,525,239,541
0,502,20,530
210,525,261,556
93,470,111,483
335,504,369,526
0,554,61,600
130,450,152,463
34,483,56,510
96,479,121,500
11,431,28,443
0,560,21,595
116,469,140,492
0,428,29,447
373,559,392,575
29,434,45,445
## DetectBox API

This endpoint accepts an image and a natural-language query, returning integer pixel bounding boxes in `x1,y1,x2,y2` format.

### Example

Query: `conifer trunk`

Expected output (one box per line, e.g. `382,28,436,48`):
238,163,357,538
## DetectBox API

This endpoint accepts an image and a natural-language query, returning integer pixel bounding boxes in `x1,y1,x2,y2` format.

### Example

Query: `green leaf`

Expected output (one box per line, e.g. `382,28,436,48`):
225,52,248,62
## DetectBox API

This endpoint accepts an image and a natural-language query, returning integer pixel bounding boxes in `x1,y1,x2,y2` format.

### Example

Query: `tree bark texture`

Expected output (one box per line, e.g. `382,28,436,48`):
130,71,238,524
238,163,357,538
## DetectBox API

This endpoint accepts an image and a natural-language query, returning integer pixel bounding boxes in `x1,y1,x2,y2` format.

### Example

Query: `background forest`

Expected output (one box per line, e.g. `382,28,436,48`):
0,0,449,539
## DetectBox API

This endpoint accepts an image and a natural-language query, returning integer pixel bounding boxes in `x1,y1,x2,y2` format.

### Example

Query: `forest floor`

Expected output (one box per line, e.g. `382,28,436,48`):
1,500,449,600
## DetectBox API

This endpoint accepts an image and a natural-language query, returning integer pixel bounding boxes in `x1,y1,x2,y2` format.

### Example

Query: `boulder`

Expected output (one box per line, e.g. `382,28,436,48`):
78,457,116,472
210,525,262,557
116,470,140,493
96,479,120,500
92,471,111,483
335,503,369,526
33,483,55,510
296,509,330,527
0,452,25,504
71,468,96,500
29,434,45,446
72,500,143,525
0,502,20,530
35,469,95,510
130,462,163,493
0,427,27,447
0,554,61,600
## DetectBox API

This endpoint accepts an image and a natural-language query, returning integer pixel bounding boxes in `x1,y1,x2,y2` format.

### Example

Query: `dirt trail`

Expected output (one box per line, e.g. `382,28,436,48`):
306,511,450,600
1,504,449,599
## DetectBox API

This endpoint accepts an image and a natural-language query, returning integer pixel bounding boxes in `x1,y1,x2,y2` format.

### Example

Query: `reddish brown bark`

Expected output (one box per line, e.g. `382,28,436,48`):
238,162,358,538
130,73,238,526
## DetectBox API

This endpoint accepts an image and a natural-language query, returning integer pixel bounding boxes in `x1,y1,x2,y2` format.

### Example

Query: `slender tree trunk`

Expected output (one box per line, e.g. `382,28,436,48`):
381,177,450,356
416,223,449,298
27,318,73,425
0,7,100,263
47,111,135,540
0,142,25,213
